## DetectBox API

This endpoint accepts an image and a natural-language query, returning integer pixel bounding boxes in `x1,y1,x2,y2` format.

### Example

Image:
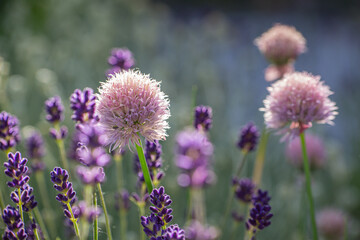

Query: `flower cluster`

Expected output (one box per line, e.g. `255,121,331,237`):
2,205,27,240
115,190,131,211
4,152,30,189
246,189,273,237
96,69,170,150
106,48,135,76
26,130,46,172
232,177,256,203
175,129,214,188
10,184,38,212
50,167,78,219
45,96,68,140
141,187,185,240
237,122,259,152
185,221,219,240
70,88,99,123
73,201,101,223
194,105,212,132
0,111,20,151
286,133,326,171
261,72,338,140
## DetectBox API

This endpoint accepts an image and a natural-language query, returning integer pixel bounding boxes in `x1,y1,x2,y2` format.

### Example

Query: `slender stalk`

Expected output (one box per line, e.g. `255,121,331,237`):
66,202,81,239
81,185,93,240
97,183,112,240
18,188,24,224
114,154,127,239
186,188,193,222
300,132,318,240
0,185,4,211
55,138,69,170
192,188,206,224
135,137,153,194
252,130,269,186
93,190,98,240
28,211,41,240
138,203,145,240
34,207,50,240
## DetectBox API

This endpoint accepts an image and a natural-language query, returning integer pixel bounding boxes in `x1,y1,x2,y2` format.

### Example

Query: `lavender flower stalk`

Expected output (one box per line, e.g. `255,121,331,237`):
2,205,27,240
194,105,212,132
0,111,20,153
106,48,135,76
70,88,98,123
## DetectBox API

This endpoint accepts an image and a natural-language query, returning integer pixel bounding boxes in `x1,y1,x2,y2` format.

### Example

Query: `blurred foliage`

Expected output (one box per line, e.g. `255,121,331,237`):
0,0,360,239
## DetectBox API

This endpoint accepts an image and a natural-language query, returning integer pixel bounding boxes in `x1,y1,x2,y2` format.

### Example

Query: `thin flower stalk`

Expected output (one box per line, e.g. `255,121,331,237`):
93,190,98,240
97,183,112,240
114,153,127,239
252,129,269,186
300,132,318,240
135,137,154,194
28,211,41,240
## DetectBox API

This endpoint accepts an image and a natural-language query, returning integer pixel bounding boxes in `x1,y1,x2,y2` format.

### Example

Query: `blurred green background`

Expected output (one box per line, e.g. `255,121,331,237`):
0,0,360,239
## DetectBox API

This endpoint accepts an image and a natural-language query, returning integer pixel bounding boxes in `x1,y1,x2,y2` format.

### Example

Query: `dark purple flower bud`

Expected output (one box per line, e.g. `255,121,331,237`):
10,184,38,212
141,213,164,237
25,218,41,240
185,221,219,240
45,96,64,123
4,152,29,189
237,122,259,152
70,88,99,123
194,105,212,132
163,224,185,240
76,166,105,185
106,48,135,76
233,177,256,203
0,111,20,151
252,189,271,205
2,205,27,240
145,140,162,169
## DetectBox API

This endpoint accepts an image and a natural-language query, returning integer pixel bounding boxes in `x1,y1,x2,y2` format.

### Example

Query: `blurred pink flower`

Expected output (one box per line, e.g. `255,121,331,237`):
261,72,338,140
286,133,326,171
264,63,294,82
96,70,170,150
317,208,345,240
255,24,306,66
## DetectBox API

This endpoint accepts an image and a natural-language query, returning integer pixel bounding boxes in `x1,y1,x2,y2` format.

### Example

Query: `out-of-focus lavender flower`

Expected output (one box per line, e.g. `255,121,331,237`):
45,96,64,123
232,177,256,203
185,221,219,240
75,123,110,167
106,48,135,76
2,205,27,240
115,190,131,211
286,133,326,171
76,166,105,185
96,69,170,151
25,219,40,240
231,211,245,222
175,129,214,188
4,152,30,189
317,208,345,240
26,131,46,172
246,189,273,237
237,122,259,152
70,88,98,123
73,201,101,223
10,184,38,212
0,111,20,151
264,63,294,82
254,24,306,66
261,72,338,140
194,105,212,132
50,167,77,220
49,126,68,140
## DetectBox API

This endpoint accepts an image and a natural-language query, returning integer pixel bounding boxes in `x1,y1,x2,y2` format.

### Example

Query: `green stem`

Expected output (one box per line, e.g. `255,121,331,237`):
93,190,98,240
55,138,69,170
0,186,4,211
139,203,145,240
34,207,50,240
252,130,269,186
28,211,41,240
300,132,318,240
18,188,24,224
97,183,112,240
81,185,93,240
186,188,193,222
236,151,248,177
115,154,127,240
66,202,81,239
135,137,153,194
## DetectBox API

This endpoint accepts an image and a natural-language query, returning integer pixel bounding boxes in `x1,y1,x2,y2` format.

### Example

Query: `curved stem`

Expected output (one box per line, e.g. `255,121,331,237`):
97,183,112,240
300,132,318,240
93,190,98,240
66,202,81,239
135,137,153,194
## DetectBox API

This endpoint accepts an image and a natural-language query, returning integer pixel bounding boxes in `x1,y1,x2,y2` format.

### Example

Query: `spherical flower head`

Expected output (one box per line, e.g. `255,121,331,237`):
4,152,30,189
26,130,45,160
254,24,306,65
194,105,213,132
261,72,338,140
286,133,326,171
106,48,135,76
96,69,170,151
317,208,345,240
233,177,256,203
0,111,20,151
45,96,64,123
237,122,259,152
70,88,98,123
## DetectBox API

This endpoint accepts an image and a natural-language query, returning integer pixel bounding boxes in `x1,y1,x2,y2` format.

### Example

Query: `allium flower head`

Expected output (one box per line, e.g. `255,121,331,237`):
194,105,212,132
70,88,98,123
261,72,338,140
45,96,64,123
317,208,345,240
0,111,20,151
106,48,135,76
286,133,326,171
255,24,306,66
96,69,170,150
237,122,259,152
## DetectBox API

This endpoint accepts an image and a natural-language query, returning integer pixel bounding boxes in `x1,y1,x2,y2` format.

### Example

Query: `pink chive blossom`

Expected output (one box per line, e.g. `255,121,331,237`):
286,133,326,171
261,72,338,140
254,24,306,66
96,69,170,151
317,208,345,240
